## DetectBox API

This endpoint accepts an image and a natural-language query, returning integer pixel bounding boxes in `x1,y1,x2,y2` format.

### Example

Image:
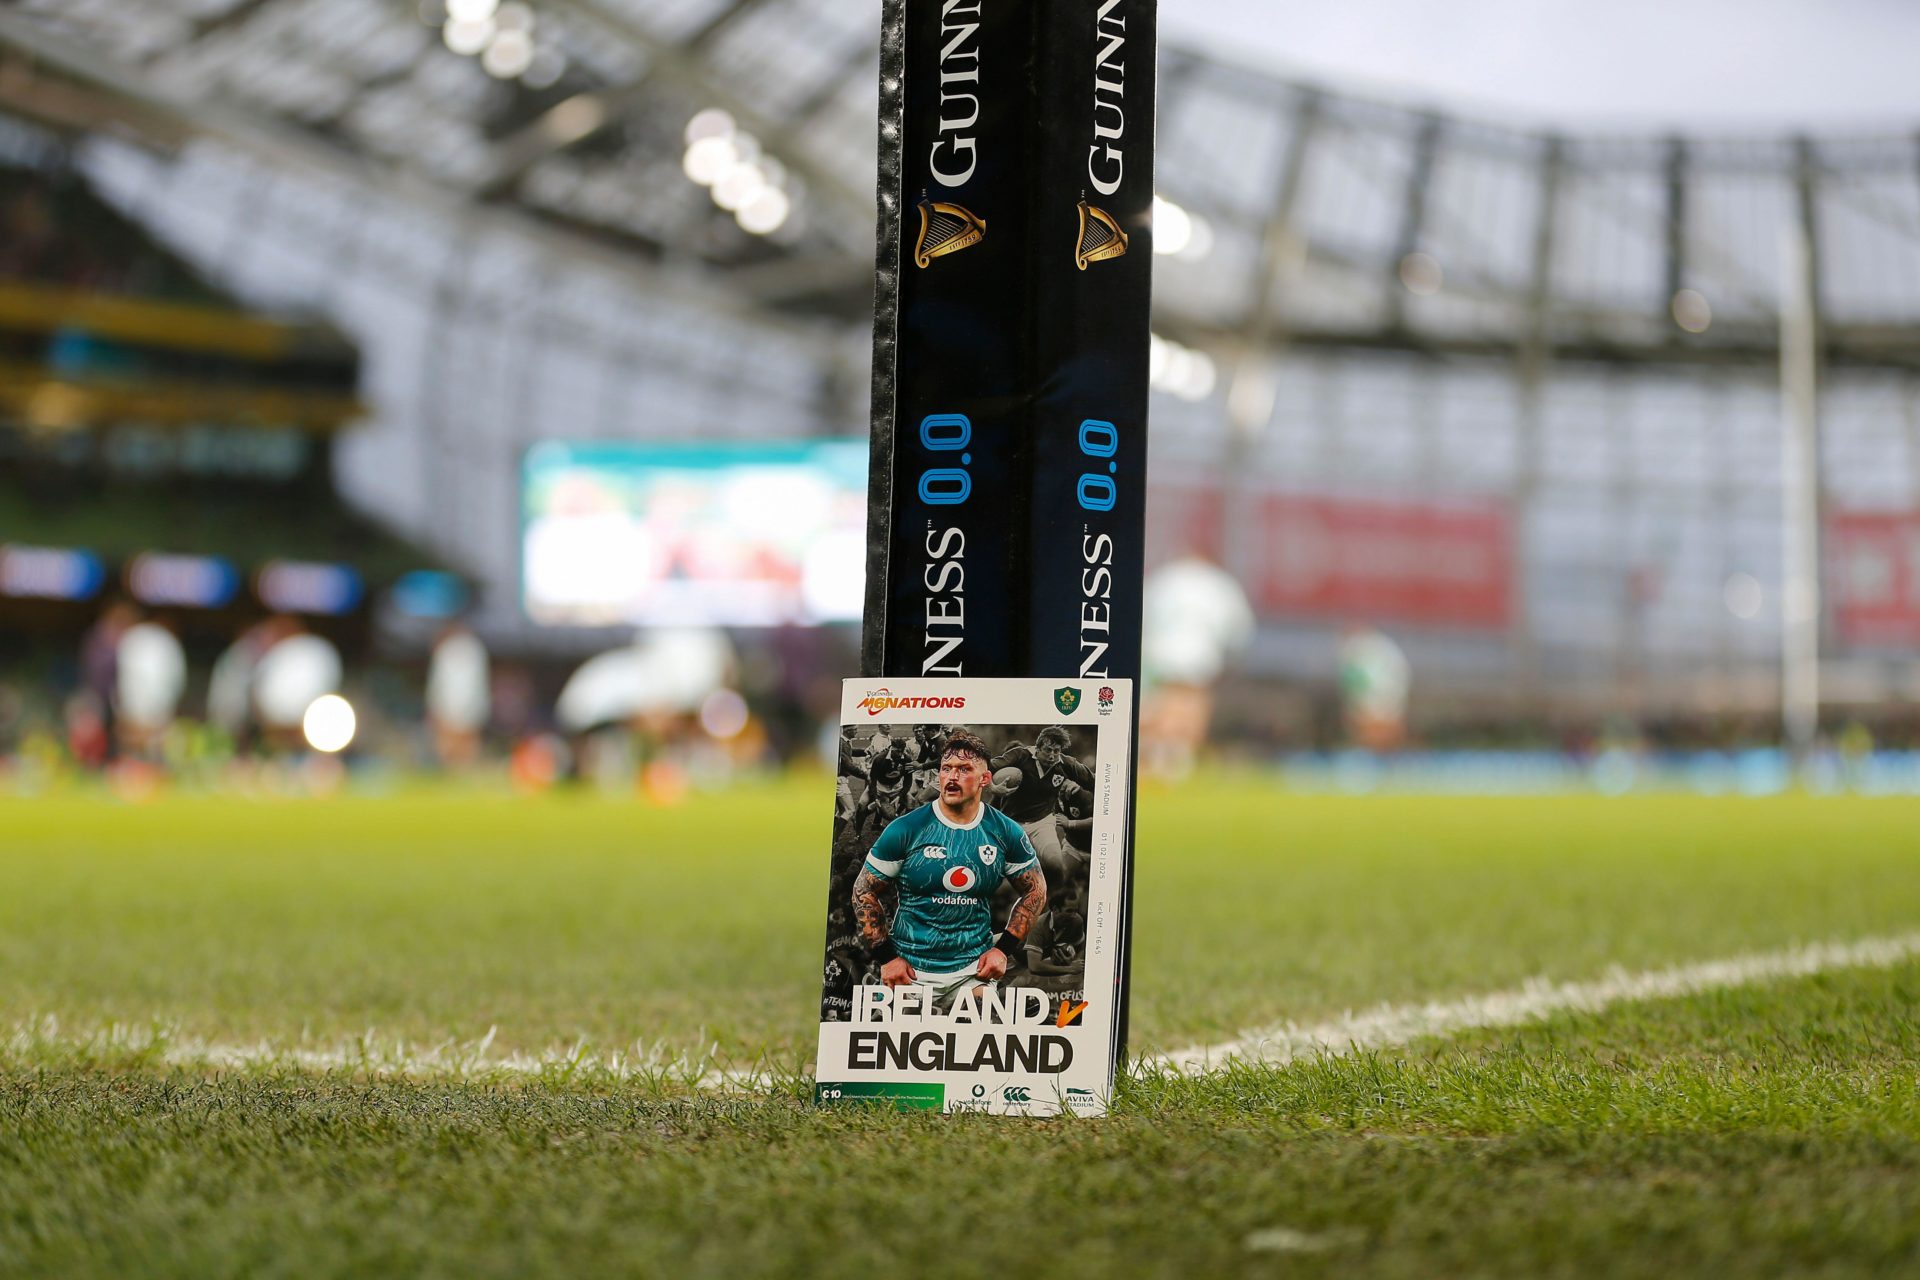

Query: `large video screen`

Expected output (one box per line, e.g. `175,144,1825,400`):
521,441,867,627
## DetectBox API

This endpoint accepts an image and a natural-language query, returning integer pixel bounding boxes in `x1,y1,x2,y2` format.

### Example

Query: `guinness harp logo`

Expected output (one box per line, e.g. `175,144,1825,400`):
914,196,986,268
1075,200,1128,270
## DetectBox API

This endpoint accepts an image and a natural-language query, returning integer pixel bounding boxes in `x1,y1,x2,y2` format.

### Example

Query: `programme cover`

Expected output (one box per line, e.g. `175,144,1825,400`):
815,677,1134,1117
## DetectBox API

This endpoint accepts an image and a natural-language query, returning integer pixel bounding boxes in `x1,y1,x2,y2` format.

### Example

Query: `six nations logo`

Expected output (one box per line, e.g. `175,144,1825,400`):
858,689,967,718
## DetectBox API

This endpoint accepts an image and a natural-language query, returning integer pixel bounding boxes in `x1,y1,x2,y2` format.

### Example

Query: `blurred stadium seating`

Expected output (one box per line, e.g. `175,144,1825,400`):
2,0,1919,766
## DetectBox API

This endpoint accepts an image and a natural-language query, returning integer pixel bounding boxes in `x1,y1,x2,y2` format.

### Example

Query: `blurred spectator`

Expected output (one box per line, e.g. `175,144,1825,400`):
0,178,63,283
426,622,490,769
0,164,214,297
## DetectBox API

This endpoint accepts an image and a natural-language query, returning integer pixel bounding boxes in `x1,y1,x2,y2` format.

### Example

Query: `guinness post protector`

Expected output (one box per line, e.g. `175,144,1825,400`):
1024,0,1154,685
864,0,1039,680
1024,0,1155,1059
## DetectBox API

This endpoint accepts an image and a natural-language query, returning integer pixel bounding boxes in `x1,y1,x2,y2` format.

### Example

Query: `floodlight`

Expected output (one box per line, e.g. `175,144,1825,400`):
1398,251,1443,295
1724,573,1763,620
712,164,765,212
482,28,534,78
699,689,749,739
737,187,790,235
1152,195,1192,256
1672,288,1713,333
683,136,736,185
302,695,357,754
492,1,533,31
684,108,736,146
522,47,566,89
442,16,494,55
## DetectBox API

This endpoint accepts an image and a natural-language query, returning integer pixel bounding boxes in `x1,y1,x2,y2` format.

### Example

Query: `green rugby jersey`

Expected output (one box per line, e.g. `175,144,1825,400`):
864,802,1039,972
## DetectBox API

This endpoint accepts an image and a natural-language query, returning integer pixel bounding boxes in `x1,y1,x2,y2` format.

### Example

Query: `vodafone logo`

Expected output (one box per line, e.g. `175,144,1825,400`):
942,865,978,893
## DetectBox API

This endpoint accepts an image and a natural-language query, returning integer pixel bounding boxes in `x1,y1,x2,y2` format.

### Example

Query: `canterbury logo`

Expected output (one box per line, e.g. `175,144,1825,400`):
1075,200,1127,270
914,197,986,268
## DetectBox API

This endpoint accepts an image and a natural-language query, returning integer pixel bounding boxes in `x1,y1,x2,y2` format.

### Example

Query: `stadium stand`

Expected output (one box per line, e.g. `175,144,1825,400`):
4,0,1919,735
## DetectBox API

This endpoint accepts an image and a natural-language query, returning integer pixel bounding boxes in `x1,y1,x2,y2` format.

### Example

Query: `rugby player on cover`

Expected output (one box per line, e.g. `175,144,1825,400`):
851,730,1048,1012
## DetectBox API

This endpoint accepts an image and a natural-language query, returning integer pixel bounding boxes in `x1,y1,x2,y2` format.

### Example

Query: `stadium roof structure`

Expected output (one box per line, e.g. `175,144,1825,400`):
9,0,1920,363
6,0,1920,710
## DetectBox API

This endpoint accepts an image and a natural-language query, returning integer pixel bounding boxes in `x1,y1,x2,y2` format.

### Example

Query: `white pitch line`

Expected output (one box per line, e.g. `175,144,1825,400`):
1159,930,1920,1073
10,932,1919,1087
1,1018,760,1089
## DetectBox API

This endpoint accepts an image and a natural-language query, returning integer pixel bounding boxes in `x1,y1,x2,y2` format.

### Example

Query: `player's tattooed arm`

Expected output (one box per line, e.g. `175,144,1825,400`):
851,866,893,948
856,865,915,986
1003,865,1048,943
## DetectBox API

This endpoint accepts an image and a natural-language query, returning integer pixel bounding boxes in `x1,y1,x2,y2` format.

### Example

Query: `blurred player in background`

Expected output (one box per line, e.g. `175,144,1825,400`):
114,614,186,759
208,614,298,752
851,730,1047,1012
252,619,344,751
74,599,139,767
1140,556,1253,779
1338,623,1411,752
426,621,490,769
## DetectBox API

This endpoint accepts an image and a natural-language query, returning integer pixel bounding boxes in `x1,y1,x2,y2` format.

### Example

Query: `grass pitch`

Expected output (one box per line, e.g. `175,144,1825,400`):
3,779,1919,1276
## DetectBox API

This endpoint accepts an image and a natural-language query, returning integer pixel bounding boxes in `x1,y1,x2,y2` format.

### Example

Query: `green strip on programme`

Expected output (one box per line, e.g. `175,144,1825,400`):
815,1081,945,1110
